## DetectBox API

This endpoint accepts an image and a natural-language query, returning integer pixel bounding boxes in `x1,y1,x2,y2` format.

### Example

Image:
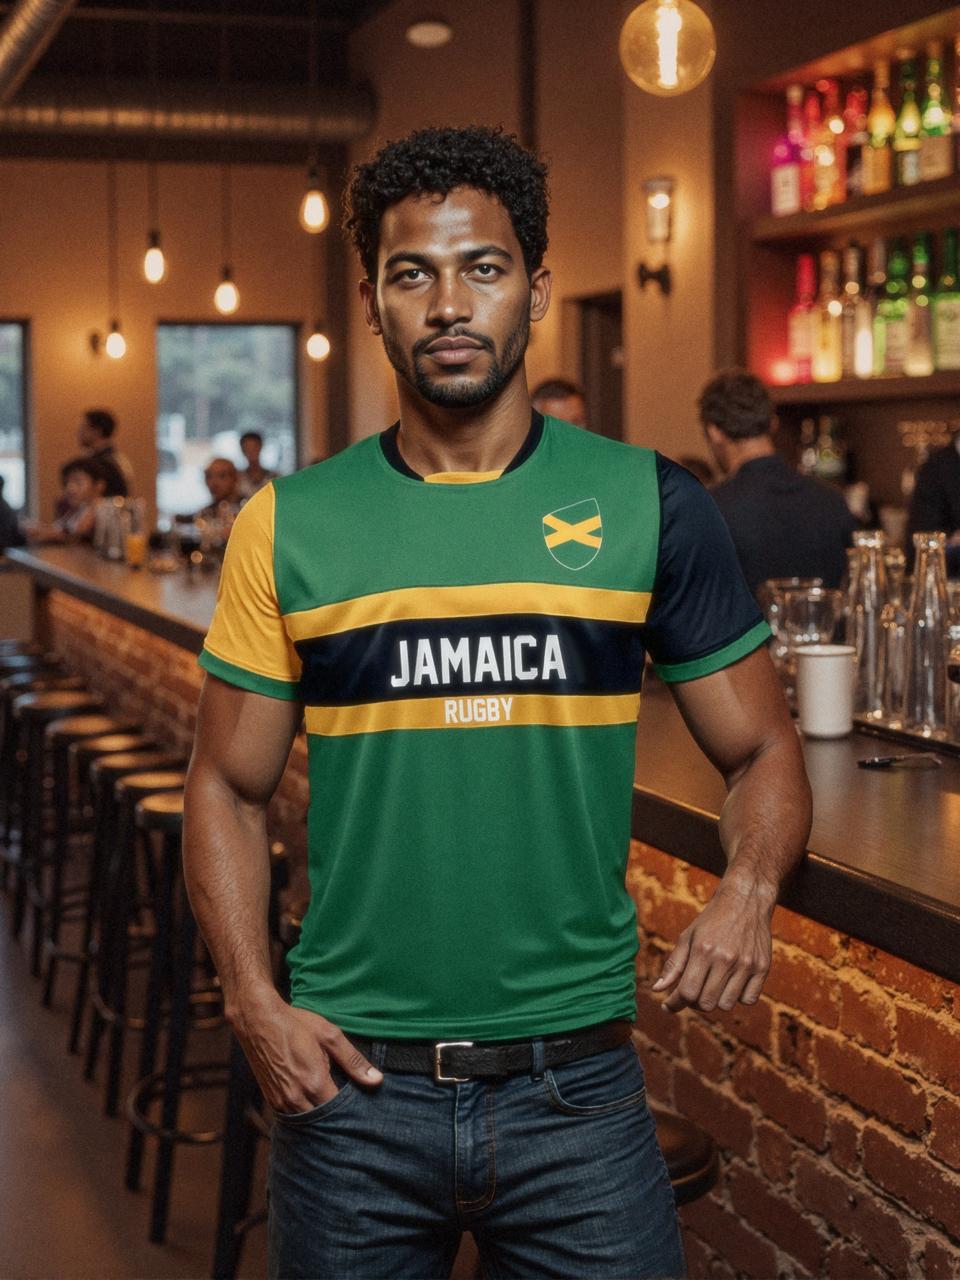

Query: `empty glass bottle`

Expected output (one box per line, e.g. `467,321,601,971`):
845,530,887,719
880,552,909,728
947,622,960,743
902,532,949,738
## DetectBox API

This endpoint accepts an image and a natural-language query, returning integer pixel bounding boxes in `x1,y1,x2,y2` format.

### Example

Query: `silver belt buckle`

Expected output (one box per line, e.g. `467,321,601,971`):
434,1040,474,1083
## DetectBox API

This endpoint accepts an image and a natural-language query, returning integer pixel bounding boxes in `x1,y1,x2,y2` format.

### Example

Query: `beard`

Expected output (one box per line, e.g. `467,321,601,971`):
381,309,530,409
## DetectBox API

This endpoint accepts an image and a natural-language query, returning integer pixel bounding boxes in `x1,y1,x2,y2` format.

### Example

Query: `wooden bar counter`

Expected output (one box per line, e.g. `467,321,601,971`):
7,543,960,1277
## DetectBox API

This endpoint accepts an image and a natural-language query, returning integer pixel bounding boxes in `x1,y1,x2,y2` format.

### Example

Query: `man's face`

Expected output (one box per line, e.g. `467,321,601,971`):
535,393,587,428
361,186,550,411
205,461,237,502
64,469,98,507
240,437,261,465
77,418,97,449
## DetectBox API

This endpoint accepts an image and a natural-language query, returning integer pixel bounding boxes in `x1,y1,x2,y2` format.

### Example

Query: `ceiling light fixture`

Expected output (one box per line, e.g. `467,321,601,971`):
619,0,716,97
406,18,453,49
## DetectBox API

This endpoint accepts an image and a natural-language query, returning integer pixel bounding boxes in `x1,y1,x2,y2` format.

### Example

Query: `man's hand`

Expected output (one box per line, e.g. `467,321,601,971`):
230,985,384,1114
651,879,774,1013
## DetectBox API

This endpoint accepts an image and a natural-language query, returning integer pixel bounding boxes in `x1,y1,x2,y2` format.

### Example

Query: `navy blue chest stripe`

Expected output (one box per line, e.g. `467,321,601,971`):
295,614,646,706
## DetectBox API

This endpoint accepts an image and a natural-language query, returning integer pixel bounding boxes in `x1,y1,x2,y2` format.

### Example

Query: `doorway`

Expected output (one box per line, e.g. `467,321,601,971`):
577,290,623,441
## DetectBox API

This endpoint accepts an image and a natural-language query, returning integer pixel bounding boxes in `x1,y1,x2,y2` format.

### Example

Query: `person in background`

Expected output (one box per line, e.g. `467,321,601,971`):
699,368,857,595
531,376,588,427
907,434,960,575
237,430,279,498
77,408,135,498
677,454,715,487
23,457,105,544
0,476,25,550
198,457,244,521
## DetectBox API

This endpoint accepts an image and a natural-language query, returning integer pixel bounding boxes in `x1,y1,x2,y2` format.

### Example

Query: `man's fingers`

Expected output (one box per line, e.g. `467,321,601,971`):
324,1027,384,1085
652,932,691,991
739,970,768,1006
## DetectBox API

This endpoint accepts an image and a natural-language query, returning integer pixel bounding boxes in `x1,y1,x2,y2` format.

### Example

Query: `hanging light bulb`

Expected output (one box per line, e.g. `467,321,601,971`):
214,266,240,315
299,167,329,233
619,0,716,97
143,230,167,284
306,324,331,362
105,320,127,359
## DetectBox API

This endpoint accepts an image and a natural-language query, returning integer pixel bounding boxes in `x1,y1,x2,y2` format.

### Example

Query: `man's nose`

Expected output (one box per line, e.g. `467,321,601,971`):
426,273,471,327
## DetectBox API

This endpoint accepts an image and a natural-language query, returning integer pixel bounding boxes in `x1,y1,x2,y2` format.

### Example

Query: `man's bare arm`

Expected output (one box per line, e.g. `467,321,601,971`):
183,674,382,1112
650,646,812,1013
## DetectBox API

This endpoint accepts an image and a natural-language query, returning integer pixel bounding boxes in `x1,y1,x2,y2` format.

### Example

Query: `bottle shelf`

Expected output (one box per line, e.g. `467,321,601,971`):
769,371,960,406
752,173,960,246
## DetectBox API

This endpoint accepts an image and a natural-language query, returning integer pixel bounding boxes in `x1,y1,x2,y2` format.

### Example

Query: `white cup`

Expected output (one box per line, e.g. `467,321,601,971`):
795,644,857,738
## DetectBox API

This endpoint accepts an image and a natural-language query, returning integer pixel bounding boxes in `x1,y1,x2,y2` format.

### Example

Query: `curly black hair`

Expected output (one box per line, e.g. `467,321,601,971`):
343,124,549,282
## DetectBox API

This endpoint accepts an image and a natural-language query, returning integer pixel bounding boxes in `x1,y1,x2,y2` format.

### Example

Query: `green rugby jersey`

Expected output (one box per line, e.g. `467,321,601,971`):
199,414,768,1040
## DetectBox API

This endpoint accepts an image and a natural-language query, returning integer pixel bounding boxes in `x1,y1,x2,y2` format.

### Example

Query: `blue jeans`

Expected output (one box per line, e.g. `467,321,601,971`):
268,1037,686,1279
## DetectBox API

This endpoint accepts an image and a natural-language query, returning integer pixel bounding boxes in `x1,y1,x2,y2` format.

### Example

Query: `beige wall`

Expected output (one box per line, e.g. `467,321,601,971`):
0,159,330,520
346,0,625,439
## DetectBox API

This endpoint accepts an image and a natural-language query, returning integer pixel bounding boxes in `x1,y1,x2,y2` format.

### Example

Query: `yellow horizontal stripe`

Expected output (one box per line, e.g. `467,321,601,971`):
305,692,641,737
424,469,503,484
286,582,651,641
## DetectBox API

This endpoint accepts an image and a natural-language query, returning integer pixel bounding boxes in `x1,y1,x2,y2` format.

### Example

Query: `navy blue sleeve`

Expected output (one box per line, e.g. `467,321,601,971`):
643,455,770,682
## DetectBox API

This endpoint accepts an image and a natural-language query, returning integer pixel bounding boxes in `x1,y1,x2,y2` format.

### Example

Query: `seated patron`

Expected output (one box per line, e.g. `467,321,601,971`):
77,408,135,498
24,457,105,545
531,377,588,428
698,369,857,595
237,430,279,499
907,435,960,574
198,457,244,521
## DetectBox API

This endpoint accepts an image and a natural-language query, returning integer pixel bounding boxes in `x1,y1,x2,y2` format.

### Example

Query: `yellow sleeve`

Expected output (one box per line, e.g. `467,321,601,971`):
198,484,302,699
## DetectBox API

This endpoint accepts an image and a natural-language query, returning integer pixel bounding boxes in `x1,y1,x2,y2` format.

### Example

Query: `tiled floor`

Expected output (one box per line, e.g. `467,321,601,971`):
0,900,480,1280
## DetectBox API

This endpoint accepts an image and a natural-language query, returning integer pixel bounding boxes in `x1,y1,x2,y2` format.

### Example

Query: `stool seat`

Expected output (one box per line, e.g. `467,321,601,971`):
115,773,186,806
46,715,141,743
0,653,59,677
651,1106,719,1205
2,671,86,695
71,733,156,766
14,690,105,722
136,792,185,833
0,640,45,657
90,751,187,783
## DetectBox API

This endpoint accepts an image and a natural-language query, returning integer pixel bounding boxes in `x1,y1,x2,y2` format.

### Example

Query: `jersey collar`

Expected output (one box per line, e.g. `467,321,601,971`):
379,410,545,483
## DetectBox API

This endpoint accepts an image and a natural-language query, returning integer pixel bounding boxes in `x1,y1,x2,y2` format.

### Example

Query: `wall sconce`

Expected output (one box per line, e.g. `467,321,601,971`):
637,176,674,295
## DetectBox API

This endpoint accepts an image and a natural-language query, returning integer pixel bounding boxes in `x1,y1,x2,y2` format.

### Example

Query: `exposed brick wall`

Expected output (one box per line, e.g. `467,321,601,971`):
45,591,309,865
628,840,960,1279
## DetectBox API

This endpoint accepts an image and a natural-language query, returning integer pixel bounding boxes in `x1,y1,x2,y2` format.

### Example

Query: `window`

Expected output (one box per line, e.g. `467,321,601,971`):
156,324,298,517
0,323,28,511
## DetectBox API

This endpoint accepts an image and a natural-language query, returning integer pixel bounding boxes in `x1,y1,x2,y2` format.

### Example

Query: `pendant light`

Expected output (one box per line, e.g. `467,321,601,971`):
619,0,716,97
104,157,126,358
214,165,240,314
299,4,329,234
305,231,330,360
142,12,166,284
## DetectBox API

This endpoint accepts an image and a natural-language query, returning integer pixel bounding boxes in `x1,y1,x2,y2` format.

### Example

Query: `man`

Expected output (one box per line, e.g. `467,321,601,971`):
531,375,588,427
197,457,243,520
237,430,279,499
24,457,106,544
907,435,960,575
699,369,857,594
77,408,134,498
185,126,811,1280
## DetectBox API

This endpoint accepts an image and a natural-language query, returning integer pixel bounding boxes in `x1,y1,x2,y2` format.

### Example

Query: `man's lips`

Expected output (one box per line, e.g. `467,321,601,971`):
421,335,488,367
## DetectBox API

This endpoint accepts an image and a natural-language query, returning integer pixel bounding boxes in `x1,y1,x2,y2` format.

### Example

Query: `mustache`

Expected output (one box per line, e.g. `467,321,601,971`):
412,328,495,358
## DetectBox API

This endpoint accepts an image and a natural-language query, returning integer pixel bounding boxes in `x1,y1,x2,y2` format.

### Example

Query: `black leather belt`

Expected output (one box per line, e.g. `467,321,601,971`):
347,1019,633,1084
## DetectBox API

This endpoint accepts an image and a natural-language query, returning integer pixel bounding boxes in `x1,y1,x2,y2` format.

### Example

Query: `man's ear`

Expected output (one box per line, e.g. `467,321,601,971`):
529,266,552,323
359,279,382,335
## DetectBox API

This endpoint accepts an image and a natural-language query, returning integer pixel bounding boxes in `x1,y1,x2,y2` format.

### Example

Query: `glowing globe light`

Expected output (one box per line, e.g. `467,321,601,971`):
143,233,167,284
214,270,239,315
619,0,716,98
299,181,329,234
306,330,331,362
105,323,126,359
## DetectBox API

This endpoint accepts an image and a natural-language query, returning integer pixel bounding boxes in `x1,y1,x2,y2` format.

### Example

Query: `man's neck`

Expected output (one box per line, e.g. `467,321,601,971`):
723,435,777,479
395,373,532,476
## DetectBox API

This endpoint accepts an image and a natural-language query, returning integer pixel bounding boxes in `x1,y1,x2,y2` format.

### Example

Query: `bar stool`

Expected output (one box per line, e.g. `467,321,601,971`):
85,767,188,1115
0,652,60,678
0,640,45,657
212,895,304,1280
67,747,183,1055
7,689,106,942
125,791,233,1244
651,1106,719,1205
38,713,144,1001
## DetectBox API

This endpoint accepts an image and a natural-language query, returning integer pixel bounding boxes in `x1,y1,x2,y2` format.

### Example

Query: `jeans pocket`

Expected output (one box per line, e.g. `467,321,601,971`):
543,1043,646,1117
273,1081,355,1125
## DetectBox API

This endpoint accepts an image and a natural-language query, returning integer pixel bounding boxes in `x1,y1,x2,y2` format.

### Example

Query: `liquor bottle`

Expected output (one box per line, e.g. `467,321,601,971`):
840,242,873,378
813,79,844,209
933,226,960,370
906,234,934,377
813,415,846,481
843,86,869,198
893,60,922,187
798,417,818,474
919,41,952,181
873,239,910,375
954,35,960,172
863,60,896,195
771,84,805,216
800,90,821,212
788,253,816,382
812,249,842,382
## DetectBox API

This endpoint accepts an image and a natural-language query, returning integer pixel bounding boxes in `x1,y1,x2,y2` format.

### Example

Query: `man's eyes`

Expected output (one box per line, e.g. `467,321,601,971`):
391,263,502,283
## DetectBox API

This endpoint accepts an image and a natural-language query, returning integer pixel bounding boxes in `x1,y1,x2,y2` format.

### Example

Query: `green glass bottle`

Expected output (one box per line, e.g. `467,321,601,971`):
874,239,909,375
894,61,922,186
919,41,952,181
934,227,960,370
905,234,934,376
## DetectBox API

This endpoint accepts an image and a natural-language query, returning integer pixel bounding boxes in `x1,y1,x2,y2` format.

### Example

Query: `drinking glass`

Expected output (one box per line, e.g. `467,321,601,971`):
758,577,823,674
